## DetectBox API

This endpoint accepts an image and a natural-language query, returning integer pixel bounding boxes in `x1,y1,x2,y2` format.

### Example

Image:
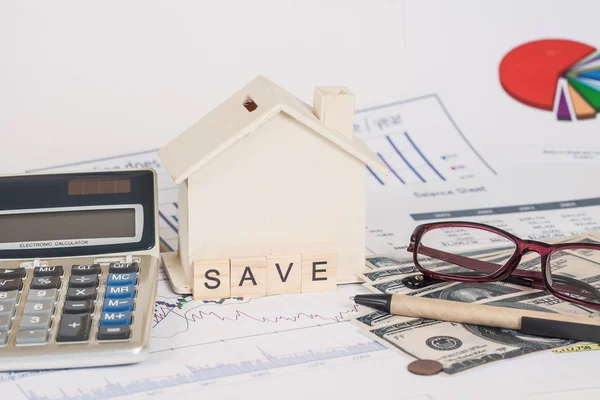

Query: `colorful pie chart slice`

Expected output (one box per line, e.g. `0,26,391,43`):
500,39,600,121
578,69,600,81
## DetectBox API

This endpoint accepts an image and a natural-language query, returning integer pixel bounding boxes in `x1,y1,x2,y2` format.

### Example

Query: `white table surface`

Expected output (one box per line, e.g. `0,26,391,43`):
1,1,599,399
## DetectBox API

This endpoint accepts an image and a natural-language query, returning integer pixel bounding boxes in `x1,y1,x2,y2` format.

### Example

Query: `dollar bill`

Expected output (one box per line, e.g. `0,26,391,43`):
352,309,412,328
365,255,416,270
365,316,575,375
353,232,600,373
360,287,598,374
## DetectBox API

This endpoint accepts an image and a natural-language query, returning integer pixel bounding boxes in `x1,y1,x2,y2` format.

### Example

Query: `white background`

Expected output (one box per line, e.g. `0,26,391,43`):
0,0,407,173
2,1,600,398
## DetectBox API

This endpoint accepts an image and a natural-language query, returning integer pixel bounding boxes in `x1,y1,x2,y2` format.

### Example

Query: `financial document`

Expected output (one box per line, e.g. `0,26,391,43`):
354,94,496,192
365,167,600,257
6,97,599,400
0,94,496,400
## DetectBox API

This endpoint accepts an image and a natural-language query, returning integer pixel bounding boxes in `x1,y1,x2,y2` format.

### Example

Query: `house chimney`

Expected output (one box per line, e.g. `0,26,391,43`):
313,86,355,139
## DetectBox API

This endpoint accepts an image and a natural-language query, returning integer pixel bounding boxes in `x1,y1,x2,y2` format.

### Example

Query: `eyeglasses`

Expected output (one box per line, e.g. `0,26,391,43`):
405,221,600,309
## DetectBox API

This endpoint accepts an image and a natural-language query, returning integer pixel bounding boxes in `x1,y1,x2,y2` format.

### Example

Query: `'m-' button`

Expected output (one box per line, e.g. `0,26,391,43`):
103,298,134,312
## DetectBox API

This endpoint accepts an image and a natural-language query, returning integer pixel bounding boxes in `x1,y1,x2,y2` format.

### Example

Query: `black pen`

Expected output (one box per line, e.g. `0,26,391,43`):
353,293,600,342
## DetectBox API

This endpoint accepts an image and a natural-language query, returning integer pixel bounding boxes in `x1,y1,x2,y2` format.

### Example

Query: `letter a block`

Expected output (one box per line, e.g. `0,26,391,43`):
230,256,267,297
301,253,337,293
193,259,231,300
266,254,302,295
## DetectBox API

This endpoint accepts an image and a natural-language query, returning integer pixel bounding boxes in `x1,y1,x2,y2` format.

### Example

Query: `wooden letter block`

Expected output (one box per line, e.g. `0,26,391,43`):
266,254,302,295
230,256,267,297
193,259,231,300
301,253,337,293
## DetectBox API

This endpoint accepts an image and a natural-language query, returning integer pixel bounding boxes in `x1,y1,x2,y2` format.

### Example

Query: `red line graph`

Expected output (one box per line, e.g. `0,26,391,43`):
153,304,360,325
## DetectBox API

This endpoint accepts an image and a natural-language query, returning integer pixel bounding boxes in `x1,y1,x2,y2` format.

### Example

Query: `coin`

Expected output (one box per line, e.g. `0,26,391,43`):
407,359,443,375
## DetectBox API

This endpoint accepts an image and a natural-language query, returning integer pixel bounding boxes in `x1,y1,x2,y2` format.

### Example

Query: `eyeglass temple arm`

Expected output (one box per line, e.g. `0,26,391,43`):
417,245,600,300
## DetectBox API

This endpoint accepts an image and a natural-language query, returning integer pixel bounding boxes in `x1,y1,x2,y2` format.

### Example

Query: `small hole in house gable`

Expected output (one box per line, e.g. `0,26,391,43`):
243,96,258,112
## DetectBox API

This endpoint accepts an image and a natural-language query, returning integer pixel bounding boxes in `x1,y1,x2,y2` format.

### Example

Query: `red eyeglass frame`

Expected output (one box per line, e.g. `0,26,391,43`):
407,221,600,309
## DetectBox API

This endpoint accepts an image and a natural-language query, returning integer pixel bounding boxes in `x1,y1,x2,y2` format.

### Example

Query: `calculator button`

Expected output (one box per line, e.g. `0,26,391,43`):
103,298,134,312
105,285,135,299
0,278,22,292
0,290,19,304
64,300,94,314
0,268,25,279
23,302,54,315
98,325,130,340
71,264,101,275
68,274,99,288
109,262,138,274
107,273,136,286
57,314,92,342
0,331,7,345
16,330,48,345
66,287,96,301
0,316,12,330
31,276,61,290
27,289,58,302
0,303,16,317
100,311,132,326
19,314,51,330
33,265,63,277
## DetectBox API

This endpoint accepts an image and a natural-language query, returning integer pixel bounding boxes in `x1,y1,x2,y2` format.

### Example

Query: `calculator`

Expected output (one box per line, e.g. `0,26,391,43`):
0,169,160,371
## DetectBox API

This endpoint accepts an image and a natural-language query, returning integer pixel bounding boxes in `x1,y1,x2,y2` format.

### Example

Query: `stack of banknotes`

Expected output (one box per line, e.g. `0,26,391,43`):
351,232,600,374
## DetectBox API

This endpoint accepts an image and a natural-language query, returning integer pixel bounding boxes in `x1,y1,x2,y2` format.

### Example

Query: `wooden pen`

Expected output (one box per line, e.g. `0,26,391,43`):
353,293,600,342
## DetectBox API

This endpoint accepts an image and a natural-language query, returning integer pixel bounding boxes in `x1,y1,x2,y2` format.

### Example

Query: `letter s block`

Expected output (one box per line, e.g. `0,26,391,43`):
301,253,337,293
193,259,231,300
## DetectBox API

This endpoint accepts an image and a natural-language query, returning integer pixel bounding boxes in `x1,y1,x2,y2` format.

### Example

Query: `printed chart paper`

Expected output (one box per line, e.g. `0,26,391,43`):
0,94,494,400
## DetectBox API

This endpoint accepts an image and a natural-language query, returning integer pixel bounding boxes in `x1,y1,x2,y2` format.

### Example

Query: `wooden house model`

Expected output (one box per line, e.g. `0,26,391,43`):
158,75,388,299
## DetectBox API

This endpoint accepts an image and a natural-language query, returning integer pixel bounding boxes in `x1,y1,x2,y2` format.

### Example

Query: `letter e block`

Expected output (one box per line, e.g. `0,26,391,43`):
301,253,337,293
230,256,267,297
267,254,302,295
193,259,231,300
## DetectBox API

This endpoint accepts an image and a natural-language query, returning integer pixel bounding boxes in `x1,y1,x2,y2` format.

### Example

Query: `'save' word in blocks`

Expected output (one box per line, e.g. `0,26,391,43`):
192,253,337,299
193,259,231,300
230,256,267,298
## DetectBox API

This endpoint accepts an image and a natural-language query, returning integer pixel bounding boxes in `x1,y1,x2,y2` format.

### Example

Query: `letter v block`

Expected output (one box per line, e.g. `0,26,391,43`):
193,259,231,300
266,254,302,295
301,253,337,293
230,256,267,297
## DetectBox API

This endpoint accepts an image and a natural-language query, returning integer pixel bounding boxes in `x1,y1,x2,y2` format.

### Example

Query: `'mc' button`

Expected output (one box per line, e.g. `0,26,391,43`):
106,273,136,286
105,285,135,299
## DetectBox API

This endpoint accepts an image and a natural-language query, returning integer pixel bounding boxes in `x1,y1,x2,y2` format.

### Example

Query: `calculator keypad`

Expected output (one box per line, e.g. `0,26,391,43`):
0,256,158,371
0,262,141,346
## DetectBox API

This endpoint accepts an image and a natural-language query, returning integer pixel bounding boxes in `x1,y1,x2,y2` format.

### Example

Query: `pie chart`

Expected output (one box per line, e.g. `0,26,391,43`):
499,39,600,121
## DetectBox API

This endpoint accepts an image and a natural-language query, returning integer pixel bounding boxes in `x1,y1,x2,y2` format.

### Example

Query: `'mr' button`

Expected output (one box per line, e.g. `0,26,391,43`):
105,285,135,299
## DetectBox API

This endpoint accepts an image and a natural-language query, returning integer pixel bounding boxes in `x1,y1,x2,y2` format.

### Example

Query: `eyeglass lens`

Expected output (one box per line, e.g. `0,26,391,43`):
548,249,600,305
416,226,517,278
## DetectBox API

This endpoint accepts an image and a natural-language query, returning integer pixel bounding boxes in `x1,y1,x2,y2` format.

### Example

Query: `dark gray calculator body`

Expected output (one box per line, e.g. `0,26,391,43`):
0,169,159,371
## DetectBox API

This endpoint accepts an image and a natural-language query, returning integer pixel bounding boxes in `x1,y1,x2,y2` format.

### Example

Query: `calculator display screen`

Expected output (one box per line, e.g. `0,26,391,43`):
0,205,143,251
0,170,155,258
0,208,136,243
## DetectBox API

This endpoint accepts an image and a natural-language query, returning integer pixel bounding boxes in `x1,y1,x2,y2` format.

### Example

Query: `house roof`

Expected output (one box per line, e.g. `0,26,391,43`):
158,75,389,184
